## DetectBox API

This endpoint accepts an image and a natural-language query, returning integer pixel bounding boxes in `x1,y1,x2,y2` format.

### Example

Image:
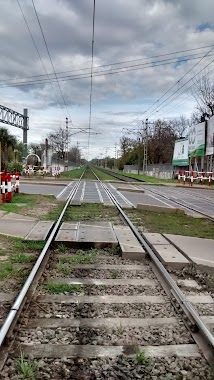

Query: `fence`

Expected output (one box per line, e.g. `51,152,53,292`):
178,170,214,186
123,164,174,179
1,171,20,203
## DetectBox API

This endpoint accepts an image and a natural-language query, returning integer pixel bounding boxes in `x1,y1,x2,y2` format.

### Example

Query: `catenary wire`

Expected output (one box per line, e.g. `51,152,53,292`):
31,0,71,119
1,52,214,89
16,0,66,118
87,0,96,161
0,44,213,84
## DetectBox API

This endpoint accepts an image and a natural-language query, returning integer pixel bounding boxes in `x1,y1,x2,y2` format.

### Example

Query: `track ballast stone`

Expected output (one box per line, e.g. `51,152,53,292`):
4,245,213,379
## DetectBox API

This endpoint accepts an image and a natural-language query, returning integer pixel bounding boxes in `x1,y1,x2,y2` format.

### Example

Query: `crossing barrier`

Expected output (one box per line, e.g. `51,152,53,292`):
53,166,60,178
1,171,20,203
178,170,214,186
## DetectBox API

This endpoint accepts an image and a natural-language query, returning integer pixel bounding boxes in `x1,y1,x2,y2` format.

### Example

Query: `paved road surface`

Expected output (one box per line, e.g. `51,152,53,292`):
20,184,66,197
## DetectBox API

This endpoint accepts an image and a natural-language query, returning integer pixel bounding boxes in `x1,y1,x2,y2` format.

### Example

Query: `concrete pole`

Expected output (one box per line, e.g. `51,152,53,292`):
23,108,28,161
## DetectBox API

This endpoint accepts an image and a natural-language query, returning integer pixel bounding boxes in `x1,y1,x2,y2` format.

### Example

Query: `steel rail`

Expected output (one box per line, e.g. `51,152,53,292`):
97,166,214,221
141,186,214,222
0,174,84,347
94,166,145,182
91,168,214,351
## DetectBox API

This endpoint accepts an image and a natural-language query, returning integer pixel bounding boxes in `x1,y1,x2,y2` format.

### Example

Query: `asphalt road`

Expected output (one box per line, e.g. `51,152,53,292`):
20,181,214,217
20,184,66,197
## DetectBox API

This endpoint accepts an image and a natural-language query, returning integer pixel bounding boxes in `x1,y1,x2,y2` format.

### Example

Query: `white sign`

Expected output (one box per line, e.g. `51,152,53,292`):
188,122,205,157
206,116,214,155
172,139,189,166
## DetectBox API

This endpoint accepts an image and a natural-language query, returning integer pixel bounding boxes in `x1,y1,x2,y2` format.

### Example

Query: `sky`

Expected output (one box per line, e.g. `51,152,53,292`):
0,0,214,159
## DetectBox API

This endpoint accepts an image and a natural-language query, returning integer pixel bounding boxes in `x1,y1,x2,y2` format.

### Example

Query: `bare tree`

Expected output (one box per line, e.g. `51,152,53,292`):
169,115,189,138
190,72,214,120
47,126,72,159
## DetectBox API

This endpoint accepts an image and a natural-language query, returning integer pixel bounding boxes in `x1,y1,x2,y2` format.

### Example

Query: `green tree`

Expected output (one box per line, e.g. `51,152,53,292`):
0,128,17,169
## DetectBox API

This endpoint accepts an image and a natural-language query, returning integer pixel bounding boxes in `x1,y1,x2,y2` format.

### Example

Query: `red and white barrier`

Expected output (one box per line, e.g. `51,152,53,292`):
1,171,20,203
178,170,214,186
53,166,60,178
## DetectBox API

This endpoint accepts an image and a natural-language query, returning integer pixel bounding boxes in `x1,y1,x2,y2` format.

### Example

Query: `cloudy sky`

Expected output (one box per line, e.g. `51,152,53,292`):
0,0,214,159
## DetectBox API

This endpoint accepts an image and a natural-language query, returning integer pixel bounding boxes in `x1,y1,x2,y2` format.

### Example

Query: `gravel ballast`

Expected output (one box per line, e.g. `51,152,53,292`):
3,356,212,380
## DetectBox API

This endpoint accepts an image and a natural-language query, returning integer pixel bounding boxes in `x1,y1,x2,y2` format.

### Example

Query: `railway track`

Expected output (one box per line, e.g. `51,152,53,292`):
0,168,214,379
96,166,214,221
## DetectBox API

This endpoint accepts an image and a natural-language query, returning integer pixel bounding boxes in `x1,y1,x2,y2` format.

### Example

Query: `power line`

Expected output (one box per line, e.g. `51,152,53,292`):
147,58,214,118
31,0,71,119
1,44,213,84
1,51,214,89
16,0,65,117
87,0,96,161
125,45,214,129
144,45,214,118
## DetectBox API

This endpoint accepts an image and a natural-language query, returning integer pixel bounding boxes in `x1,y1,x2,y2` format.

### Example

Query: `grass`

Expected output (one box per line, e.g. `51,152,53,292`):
64,203,118,222
0,261,28,280
117,170,176,184
127,208,214,239
60,167,85,179
42,202,64,220
57,243,68,253
93,168,118,181
0,261,15,279
59,249,97,264
10,253,35,263
134,347,151,366
0,193,57,215
111,270,119,279
16,352,37,379
56,261,73,275
45,282,82,294
13,239,45,252
81,166,97,180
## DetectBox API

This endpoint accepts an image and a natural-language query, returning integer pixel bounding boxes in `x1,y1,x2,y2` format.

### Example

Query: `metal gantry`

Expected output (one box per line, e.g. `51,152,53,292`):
0,105,29,159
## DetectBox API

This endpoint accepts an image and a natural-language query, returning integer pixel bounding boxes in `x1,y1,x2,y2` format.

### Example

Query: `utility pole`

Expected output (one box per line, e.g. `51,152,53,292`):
137,136,141,175
114,143,117,170
143,119,148,173
23,108,28,161
100,153,103,167
142,118,153,173
76,141,80,166
64,117,68,171
105,148,108,168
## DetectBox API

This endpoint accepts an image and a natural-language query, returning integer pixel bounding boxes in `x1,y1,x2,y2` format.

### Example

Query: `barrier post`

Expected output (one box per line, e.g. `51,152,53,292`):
15,172,20,193
208,173,211,187
7,173,12,202
183,171,186,186
200,171,204,185
1,172,6,203
190,171,193,186
178,170,180,184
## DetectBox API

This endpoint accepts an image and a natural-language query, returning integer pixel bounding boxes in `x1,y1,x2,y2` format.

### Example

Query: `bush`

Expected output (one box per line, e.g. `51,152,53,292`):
4,161,23,174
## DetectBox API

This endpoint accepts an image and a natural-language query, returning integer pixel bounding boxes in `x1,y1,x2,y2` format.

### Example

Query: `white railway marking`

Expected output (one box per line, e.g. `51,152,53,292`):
147,193,174,208
108,183,134,207
95,182,103,203
80,181,86,202
56,181,73,199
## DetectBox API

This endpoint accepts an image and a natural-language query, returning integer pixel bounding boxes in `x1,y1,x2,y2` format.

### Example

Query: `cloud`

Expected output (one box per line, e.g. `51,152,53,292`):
0,0,214,158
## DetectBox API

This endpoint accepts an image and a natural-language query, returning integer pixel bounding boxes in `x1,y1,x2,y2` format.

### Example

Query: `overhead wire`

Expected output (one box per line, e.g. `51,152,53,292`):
147,60,214,118
124,45,214,130
0,44,213,84
1,52,214,89
87,0,96,161
16,0,65,118
31,0,71,120
144,45,214,118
